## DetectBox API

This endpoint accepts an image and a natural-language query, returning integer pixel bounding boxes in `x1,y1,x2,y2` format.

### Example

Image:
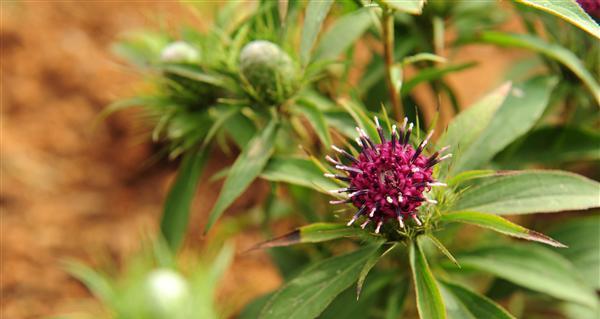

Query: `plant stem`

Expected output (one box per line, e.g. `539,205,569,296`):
382,9,404,120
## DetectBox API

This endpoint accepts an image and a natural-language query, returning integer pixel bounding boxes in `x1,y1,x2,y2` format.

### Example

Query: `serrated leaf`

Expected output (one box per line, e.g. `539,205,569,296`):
480,32,600,105
300,0,334,65
455,244,597,307
441,211,565,247
451,170,600,215
251,223,374,249
516,0,600,39
260,156,340,193
380,0,426,14
410,238,447,319
549,215,600,289
205,120,278,232
313,7,374,62
295,102,332,148
260,242,384,319
161,147,209,250
454,76,557,171
440,280,515,319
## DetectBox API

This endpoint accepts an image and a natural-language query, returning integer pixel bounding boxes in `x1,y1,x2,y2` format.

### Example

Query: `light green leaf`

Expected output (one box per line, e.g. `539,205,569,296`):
403,53,447,65
480,32,600,105
425,234,460,267
446,170,496,187
451,170,600,215
260,242,384,319
300,0,334,65
549,215,600,289
161,147,209,250
380,0,426,14
455,244,597,307
313,7,374,62
441,211,565,247
410,238,447,319
454,76,557,171
390,64,403,94
498,125,600,165
401,62,476,97
64,261,114,304
261,157,340,193
295,102,332,148
252,223,375,249
205,120,278,232
338,99,379,141
437,83,512,175
516,0,600,39
440,280,515,319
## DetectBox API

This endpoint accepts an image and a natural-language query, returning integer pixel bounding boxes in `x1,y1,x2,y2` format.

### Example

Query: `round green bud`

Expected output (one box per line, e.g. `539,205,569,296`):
239,40,298,106
144,268,190,319
160,41,199,64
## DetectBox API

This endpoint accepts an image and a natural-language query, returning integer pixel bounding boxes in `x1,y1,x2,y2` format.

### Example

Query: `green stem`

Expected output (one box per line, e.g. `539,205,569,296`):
382,9,404,120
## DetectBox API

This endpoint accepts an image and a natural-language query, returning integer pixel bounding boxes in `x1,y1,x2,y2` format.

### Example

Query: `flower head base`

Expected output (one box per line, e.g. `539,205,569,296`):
325,117,451,233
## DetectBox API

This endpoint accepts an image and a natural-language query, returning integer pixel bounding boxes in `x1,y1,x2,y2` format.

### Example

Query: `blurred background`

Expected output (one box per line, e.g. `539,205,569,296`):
1,1,597,318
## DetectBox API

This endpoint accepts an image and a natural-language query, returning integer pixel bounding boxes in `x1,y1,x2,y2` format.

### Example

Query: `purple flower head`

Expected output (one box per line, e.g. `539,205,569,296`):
325,117,451,234
577,0,600,18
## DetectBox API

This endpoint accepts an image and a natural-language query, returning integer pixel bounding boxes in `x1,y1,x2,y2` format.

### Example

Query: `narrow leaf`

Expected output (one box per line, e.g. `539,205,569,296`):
454,76,557,171
451,170,600,215
64,261,114,304
260,242,384,319
403,53,447,65
205,120,278,232
455,244,597,307
441,211,566,247
252,223,374,249
261,156,340,193
161,147,208,250
446,170,496,187
295,102,332,148
516,0,600,39
300,0,334,65
425,234,460,267
356,243,398,299
401,63,476,97
410,238,447,319
338,99,379,141
440,280,515,319
380,0,426,14
480,32,600,105
313,7,374,62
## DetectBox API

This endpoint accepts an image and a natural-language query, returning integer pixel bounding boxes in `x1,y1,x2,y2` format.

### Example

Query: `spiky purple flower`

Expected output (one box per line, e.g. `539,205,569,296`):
325,117,451,234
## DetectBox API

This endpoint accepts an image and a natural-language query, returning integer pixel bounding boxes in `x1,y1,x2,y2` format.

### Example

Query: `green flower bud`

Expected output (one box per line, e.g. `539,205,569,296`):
160,41,199,64
239,40,298,106
144,269,190,319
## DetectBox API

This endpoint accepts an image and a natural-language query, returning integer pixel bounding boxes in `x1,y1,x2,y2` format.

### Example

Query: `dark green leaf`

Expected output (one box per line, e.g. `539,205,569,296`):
223,111,257,148
440,280,515,319
161,147,209,250
451,170,600,215
260,242,384,319
454,76,557,171
295,102,332,148
313,7,374,62
516,0,600,39
549,215,600,289
479,32,600,105
205,120,278,232
410,238,447,319
252,223,375,249
425,234,460,267
401,63,476,97
300,0,334,65
441,211,565,247
455,244,597,307
357,243,398,299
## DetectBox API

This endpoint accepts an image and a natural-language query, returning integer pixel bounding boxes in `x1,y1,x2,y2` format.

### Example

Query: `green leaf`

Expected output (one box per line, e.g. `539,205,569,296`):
295,102,332,148
549,215,600,289
446,170,496,187
379,0,426,14
64,261,114,304
437,83,512,175
223,111,257,148
401,62,476,97
453,76,557,171
160,147,209,250
252,223,374,249
261,157,340,193
441,211,565,247
516,0,600,39
451,170,600,215
402,53,447,65
260,242,384,319
410,238,447,319
455,244,597,307
205,120,278,232
424,234,460,267
479,32,600,105
338,99,379,142
300,0,334,65
356,243,398,299
498,125,600,165
313,7,374,62
384,279,410,319
440,280,515,319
